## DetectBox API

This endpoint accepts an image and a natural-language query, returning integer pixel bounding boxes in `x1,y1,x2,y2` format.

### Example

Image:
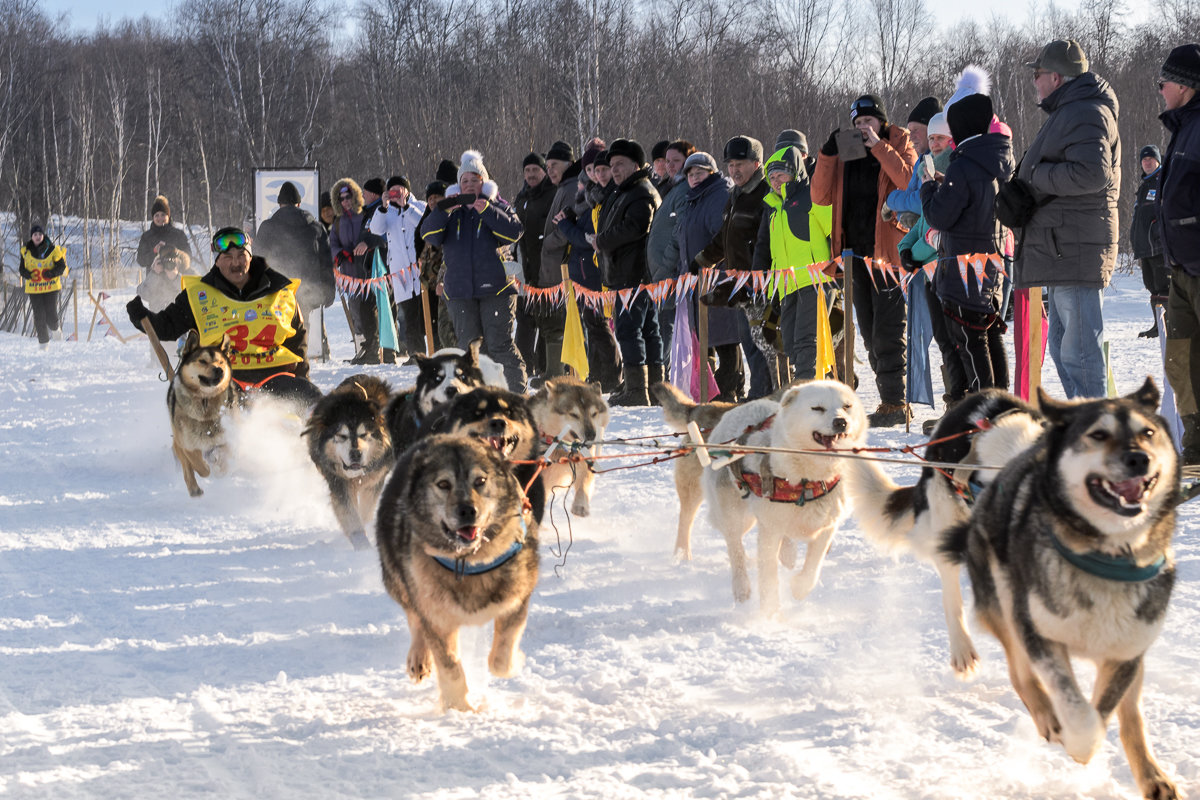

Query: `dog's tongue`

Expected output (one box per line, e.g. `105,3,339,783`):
457,526,479,542
1111,478,1145,504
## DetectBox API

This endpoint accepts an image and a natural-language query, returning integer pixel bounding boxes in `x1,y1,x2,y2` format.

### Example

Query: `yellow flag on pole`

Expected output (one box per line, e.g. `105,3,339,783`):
561,278,590,381
815,282,836,380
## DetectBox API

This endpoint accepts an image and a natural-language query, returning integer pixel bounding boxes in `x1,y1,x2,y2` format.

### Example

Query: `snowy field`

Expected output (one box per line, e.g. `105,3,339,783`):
1,271,1196,799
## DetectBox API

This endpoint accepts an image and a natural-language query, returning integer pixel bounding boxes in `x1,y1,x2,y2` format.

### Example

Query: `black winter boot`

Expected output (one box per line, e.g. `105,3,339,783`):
609,365,650,407
647,364,666,401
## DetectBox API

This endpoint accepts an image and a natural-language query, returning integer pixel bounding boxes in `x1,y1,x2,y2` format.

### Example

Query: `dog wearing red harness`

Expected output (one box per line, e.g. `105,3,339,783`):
701,379,867,614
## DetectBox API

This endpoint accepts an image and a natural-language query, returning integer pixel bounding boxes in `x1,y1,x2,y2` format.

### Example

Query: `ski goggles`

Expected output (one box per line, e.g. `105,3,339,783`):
211,227,250,253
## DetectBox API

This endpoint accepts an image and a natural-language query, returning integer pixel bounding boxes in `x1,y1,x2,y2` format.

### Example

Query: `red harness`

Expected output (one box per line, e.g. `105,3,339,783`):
728,414,841,505
733,469,841,505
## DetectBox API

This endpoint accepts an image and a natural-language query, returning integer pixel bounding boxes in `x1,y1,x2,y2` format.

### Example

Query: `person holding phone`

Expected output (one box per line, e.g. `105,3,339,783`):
813,94,917,427
419,149,527,391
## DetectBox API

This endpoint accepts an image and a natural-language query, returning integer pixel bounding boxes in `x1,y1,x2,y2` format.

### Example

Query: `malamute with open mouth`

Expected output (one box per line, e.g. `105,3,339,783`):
702,379,867,614
942,379,1180,799
304,374,393,550
168,330,238,497
376,434,539,712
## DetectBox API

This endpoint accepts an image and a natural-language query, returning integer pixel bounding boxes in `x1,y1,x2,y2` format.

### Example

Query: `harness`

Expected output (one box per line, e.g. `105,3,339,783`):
728,415,842,506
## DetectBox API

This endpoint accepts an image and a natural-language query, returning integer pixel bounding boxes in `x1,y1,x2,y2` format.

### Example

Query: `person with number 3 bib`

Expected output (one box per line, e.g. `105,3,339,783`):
126,226,321,406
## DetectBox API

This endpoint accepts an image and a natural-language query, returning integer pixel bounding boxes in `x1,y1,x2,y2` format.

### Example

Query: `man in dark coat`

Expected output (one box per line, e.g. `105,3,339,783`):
1017,39,1120,400
515,151,558,379
1130,144,1168,338
136,195,191,272
692,135,773,401
595,138,662,406
1157,43,1200,463
255,181,335,320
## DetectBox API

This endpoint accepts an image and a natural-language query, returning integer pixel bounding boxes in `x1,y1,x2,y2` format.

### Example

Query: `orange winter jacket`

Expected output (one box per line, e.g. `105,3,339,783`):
811,124,917,266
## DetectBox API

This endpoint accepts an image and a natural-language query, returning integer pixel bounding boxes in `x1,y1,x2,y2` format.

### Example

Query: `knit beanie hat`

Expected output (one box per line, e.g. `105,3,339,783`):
946,93,994,143
774,129,808,154
593,149,611,167
850,94,888,125
946,65,991,110
362,177,385,196
457,150,489,182
907,96,942,126
425,180,448,199
683,151,718,174
319,190,332,210
546,140,575,162
1140,144,1162,162
651,140,670,161
276,181,301,205
722,135,764,163
30,222,44,235
608,138,647,166
522,152,547,170
927,112,951,139
387,175,411,191
765,146,802,178
435,159,459,184
151,195,170,218
1162,43,1200,90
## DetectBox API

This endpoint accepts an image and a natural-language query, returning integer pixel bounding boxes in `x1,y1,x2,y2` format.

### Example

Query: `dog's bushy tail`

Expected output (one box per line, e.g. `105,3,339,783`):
938,521,970,565
843,457,918,555
652,381,696,430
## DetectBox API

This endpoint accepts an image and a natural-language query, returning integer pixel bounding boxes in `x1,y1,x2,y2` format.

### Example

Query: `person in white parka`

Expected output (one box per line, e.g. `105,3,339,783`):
369,175,429,357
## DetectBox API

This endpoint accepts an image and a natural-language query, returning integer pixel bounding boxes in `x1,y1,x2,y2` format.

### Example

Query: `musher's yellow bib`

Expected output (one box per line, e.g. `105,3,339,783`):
21,245,68,294
183,275,303,370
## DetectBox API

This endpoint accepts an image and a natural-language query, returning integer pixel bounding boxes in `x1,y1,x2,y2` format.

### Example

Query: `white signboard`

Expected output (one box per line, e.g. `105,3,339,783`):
253,168,320,232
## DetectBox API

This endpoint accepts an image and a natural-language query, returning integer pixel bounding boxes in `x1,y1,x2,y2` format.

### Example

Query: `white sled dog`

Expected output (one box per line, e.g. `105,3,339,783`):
701,380,867,614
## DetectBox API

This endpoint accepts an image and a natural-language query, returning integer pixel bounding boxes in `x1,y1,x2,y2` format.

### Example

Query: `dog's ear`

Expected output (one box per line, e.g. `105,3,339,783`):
466,337,484,365
586,380,604,400
180,329,200,357
1036,386,1072,425
413,353,431,370
1127,376,1161,414
780,386,801,408
219,332,236,361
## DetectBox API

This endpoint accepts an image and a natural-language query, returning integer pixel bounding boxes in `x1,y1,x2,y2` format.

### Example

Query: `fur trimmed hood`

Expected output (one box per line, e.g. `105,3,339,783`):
330,178,364,217
445,179,500,201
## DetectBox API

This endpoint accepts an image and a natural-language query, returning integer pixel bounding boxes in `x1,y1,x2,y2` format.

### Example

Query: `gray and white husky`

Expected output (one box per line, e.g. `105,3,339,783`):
942,379,1180,799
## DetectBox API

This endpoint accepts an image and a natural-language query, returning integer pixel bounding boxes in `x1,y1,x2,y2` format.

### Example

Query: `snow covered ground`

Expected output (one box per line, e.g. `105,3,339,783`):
1,271,1196,799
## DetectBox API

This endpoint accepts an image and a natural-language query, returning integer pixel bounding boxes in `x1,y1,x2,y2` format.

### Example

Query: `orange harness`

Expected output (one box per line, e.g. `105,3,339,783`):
728,414,842,505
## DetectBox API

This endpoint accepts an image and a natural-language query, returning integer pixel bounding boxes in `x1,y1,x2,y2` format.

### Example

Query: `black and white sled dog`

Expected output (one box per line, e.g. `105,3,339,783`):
304,374,394,550
385,337,507,456
943,379,1180,799
843,389,1044,676
702,380,868,614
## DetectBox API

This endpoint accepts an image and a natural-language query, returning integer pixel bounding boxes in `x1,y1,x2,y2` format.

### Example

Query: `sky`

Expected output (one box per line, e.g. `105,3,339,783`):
43,0,1105,35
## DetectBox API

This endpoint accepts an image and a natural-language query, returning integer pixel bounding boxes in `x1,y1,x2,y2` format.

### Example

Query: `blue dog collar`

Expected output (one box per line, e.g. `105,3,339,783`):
1049,535,1167,583
432,526,525,577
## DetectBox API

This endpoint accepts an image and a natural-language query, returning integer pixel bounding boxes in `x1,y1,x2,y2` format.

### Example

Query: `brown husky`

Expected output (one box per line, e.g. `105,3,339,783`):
167,331,237,497
375,434,539,712
529,376,610,517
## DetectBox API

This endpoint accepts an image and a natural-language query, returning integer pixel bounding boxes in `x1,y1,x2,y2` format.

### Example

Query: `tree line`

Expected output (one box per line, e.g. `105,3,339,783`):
0,0,1196,281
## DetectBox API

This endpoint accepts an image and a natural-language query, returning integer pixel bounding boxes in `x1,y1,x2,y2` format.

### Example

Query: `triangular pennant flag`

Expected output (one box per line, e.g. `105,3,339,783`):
957,255,971,296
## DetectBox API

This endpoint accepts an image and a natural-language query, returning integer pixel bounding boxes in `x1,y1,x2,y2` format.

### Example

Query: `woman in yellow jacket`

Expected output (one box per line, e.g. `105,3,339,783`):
18,223,68,348
752,146,834,380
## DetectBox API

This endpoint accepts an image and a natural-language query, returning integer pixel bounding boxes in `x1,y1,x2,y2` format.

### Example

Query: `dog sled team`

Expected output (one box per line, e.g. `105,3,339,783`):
130,223,1183,798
